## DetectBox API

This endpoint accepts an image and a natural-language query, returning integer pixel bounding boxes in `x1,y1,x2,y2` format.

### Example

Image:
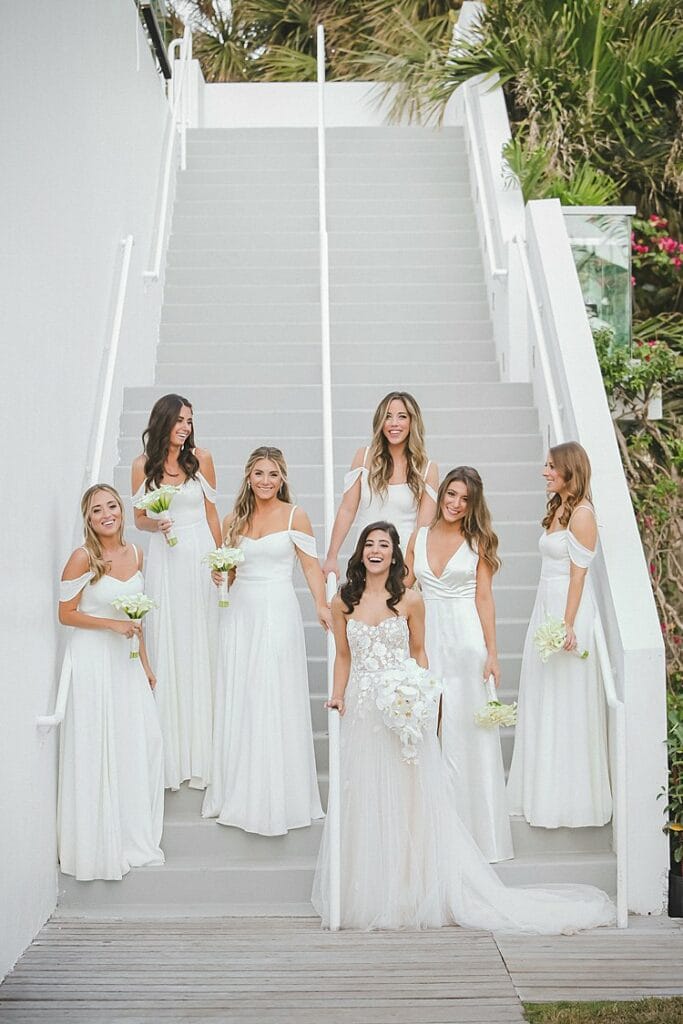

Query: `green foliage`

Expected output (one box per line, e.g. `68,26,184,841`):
660,688,683,864
503,139,618,205
632,216,683,317
523,999,683,1023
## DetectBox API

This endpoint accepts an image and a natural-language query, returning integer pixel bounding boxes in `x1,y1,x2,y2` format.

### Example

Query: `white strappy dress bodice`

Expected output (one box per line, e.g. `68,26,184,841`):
57,552,164,880
414,527,513,862
312,610,615,933
134,468,218,791
507,506,613,827
203,506,323,836
345,447,437,551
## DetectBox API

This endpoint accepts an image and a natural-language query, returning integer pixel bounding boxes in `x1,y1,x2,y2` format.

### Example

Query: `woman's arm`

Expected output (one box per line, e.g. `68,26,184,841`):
58,550,139,637
416,460,439,528
197,449,223,547
563,508,597,650
403,528,418,588
405,590,428,668
475,558,500,686
326,596,351,714
131,456,173,537
293,508,331,630
322,447,366,579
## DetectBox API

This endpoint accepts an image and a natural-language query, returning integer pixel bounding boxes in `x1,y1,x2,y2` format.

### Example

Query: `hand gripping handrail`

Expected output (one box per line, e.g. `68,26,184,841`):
317,23,341,931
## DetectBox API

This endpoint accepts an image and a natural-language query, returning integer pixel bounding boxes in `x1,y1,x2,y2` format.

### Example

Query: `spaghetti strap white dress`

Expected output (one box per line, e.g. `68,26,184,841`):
57,551,164,880
134,471,218,792
345,447,437,552
312,614,615,932
506,507,613,828
202,506,324,836
414,527,513,862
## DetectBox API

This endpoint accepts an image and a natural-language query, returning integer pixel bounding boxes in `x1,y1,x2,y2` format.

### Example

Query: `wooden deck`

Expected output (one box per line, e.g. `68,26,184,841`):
1,916,681,1023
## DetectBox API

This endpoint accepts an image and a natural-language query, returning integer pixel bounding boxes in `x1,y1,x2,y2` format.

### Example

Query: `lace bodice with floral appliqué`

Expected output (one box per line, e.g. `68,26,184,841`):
346,615,410,717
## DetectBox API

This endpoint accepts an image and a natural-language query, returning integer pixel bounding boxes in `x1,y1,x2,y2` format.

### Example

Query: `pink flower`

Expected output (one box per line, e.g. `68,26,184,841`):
678,243,683,253
631,275,636,286
673,257,682,268
647,340,657,347
643,515,654,529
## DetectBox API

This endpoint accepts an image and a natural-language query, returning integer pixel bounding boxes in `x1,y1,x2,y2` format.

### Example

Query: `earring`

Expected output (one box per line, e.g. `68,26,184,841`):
391,560,396,564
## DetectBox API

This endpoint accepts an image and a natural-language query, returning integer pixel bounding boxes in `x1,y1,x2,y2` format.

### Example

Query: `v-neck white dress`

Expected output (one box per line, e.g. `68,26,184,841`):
202,506,324,836
414,527,513,862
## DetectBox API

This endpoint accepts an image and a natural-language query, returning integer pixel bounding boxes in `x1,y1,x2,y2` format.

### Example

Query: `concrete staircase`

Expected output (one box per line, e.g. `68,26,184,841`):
56,126,615,917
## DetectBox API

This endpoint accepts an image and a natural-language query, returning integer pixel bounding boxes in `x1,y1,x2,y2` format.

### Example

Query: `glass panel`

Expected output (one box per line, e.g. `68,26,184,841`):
563,210,633,351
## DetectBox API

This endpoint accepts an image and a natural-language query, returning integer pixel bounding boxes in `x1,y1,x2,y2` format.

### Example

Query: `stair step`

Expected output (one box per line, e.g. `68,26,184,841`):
155,340,497,365
155,360,499,385
158,320,494,342
162,282,488,304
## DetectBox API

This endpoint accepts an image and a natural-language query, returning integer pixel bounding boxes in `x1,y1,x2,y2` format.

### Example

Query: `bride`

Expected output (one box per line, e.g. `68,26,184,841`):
312,521,616,933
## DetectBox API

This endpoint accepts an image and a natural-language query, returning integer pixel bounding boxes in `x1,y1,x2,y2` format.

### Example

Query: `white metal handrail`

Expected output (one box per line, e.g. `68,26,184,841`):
317,23,341,932
144,26,193,281
37,234,135,732
461,81,507,280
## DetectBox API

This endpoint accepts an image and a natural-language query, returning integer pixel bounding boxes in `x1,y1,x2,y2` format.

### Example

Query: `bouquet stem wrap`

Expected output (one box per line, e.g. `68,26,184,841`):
203,546,245,608
110,593,156,660
129,630,140,660
218,572,229,608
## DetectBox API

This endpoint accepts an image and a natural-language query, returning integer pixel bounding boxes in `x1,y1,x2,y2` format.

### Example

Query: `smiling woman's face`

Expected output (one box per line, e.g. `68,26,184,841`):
87,490,122,539
362,529,393,574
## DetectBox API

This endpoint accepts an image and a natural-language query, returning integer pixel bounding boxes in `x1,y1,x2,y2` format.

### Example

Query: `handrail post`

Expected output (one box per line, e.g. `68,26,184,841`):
317,22,341,931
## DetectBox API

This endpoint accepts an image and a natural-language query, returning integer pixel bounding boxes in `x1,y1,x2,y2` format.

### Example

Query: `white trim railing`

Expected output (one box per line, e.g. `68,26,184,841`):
317,23,341,932
144,26,193,282
37,234,135,732
460,82,506,281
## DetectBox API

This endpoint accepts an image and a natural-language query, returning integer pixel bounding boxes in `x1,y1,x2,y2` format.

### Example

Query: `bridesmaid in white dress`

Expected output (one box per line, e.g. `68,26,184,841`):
202,446,330,836
507,442,612,828
313,521,615,932
58,485,164,880
405,467,513,862
322,391,438,577
132,393,222,792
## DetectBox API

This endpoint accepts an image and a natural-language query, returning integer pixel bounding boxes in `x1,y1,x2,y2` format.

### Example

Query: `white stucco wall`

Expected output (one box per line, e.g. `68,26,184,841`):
0,0,169,977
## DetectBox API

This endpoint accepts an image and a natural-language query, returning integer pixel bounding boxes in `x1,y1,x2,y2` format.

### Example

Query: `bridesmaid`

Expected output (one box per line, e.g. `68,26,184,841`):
507,442,612,828
132,393,222,792
322,390,438,577
202,446,330,836
58,485,164,880
405,467,513,863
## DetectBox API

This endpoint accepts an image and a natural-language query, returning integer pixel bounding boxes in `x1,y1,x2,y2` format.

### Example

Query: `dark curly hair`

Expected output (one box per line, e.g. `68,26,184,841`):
340,521,407,615
142,393,199,490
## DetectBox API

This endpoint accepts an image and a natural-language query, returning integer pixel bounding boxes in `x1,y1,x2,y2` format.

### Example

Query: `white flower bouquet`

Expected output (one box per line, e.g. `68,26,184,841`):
374,658,441,765
134,485,182,546
111,592,156,659
533,614,589,663
202,546,245,607
474,676,518,728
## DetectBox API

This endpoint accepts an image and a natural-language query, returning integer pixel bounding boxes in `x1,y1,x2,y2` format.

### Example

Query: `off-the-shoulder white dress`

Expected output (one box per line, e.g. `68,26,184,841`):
202,505,324,836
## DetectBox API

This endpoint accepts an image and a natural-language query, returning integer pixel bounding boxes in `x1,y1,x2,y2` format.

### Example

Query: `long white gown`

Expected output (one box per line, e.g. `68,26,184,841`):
202,506,324,836
312,614,615,932
135,472,218,791
345,446,437,551
414,527,513,862
507,516,613,828
57,561,164,880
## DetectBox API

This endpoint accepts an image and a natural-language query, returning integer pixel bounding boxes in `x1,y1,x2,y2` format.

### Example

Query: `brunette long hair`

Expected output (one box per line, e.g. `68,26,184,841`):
541,442,593,530
80,484,126,583
142,394,199,490
225,446,293,547
340,521,407,616
433,467,501,573
367,391,429,502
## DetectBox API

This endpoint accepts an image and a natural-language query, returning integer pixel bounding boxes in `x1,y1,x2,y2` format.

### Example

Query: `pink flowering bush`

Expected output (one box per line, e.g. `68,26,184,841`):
632,215,683,317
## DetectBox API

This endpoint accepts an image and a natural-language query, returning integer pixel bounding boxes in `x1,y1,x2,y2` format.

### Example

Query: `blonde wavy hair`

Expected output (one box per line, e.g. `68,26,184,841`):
432,467,501,574
367,391,428,502
541,442,593,530
225,446,293,546
80,484,126,583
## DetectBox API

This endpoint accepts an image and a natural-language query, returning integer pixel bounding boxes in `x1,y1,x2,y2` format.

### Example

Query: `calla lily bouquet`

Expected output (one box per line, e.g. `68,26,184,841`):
474,676,518,728
533,614,589,663
134,485,182,546
111,592,156,659
375,658,441,765
203,546,245,607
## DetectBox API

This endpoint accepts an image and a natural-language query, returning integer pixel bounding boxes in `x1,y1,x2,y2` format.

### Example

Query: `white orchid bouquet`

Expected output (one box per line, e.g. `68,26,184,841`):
134,485,182,547
111,592,156,659
533,614,589,663
202,546,245,607
374,658,441,765
474,676,518,728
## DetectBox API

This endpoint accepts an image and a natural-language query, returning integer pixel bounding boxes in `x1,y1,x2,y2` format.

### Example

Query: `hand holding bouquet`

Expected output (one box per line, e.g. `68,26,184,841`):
375,658,441,764
111,593,156,659
203,546,245,607
533,614,589,663
134,485,181,546
474,675,518,728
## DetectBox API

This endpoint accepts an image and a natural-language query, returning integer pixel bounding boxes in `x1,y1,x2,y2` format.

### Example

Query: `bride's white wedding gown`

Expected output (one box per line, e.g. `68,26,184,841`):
312,614,616,932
